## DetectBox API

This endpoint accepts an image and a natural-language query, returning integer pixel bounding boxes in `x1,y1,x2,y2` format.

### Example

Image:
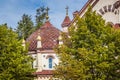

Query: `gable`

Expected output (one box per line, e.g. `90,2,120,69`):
92,0,119,24
73,0,120,25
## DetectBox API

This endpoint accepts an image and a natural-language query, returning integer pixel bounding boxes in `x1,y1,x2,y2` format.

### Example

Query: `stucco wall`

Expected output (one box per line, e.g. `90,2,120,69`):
31,52,59,71
92,0,119,24
79,0,119,24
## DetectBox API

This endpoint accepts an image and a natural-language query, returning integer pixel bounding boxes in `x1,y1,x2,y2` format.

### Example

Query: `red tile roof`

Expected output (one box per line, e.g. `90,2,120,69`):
114,23,120,29
35,70,53,75
26,21,60,51
61,16,71,27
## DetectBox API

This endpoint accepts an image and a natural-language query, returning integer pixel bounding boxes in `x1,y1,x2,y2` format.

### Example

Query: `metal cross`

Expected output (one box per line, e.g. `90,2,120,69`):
65,6,69,16
46,7,49,20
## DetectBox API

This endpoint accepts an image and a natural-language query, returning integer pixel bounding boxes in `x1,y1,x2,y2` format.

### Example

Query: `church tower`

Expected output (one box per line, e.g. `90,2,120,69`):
26,7,60,80
61,6,71,32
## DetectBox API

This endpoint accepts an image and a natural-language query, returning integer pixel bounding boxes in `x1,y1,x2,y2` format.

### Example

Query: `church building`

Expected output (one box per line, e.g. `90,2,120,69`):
25,0,120,80
70,0,120,28
25,7,71,80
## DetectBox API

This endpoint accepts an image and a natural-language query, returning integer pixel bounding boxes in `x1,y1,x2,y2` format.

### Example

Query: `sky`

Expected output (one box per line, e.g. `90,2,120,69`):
0,0,88,30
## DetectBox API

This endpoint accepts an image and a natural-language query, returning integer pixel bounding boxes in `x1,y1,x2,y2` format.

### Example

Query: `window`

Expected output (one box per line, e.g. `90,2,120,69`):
49,57,53,69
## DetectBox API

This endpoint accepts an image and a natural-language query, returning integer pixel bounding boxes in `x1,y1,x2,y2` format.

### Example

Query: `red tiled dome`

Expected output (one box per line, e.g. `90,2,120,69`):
26,21,60,51
61,16,71,27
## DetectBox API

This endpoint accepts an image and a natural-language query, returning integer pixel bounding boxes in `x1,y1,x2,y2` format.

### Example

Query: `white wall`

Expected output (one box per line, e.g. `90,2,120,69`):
41,53,59,70
32,54,37,69
31,52,59,71
92,0,119,24
62,27,68,32
80,0,119,24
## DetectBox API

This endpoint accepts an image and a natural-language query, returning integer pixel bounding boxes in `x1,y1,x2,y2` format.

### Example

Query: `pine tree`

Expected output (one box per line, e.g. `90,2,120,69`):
16,14,34,39
54,7,120,80
35,6,46,29
0,25,35,80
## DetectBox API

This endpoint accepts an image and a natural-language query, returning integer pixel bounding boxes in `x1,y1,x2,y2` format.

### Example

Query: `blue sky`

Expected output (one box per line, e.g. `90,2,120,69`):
0,0,87,30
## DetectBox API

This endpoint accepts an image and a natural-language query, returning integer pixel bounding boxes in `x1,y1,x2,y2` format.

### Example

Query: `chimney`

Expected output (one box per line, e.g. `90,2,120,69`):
73,10,79,17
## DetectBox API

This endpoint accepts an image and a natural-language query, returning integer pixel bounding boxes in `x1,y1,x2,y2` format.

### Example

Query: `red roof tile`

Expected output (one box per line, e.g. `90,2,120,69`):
114,23,120,29
61,16,71,27
26,21,60,51
35,70,53,75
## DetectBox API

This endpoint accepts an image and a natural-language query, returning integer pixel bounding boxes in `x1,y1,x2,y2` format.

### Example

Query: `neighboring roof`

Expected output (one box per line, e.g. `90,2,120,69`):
61,15,71,27
78,0,94,16
69,0,99,26
35,70,53,75
26,21,60,51
114,23,120,28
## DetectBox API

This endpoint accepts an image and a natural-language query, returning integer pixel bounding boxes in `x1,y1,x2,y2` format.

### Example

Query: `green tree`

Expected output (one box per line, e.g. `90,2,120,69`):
16,14,34,39
54,7,120,80
35,6,46,29
0,25,35,80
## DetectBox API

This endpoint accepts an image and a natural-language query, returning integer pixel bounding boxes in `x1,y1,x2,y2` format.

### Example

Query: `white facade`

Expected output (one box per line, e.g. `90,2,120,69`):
79,0,120,24
31,51,59,71
30,50,59,80
62,27,68,32
92,0,119,24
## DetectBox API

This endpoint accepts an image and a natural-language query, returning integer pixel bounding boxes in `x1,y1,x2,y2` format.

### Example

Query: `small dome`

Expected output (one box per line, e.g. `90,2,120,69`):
61,16,71,27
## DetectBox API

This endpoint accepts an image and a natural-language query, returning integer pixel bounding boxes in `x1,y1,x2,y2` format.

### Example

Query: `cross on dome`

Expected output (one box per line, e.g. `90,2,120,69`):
46,7,49,21
65,6,69,16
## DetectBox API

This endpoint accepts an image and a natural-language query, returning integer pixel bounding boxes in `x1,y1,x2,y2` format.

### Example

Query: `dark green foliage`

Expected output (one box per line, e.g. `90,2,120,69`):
16,14,34,39
35,6,46,29
54,7,120,80
0,25,35,80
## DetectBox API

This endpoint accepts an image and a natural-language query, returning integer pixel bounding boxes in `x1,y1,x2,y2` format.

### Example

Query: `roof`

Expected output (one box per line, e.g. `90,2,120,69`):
61,16,71,27
26,21,60,51
69,0,99,26
114,23,120,29
78,0,94,16
34,70,53,75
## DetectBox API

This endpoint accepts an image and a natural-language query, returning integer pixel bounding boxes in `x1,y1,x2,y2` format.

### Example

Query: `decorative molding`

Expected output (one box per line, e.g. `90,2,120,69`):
46,55,55,59
99,5,118,15
108,5,112,12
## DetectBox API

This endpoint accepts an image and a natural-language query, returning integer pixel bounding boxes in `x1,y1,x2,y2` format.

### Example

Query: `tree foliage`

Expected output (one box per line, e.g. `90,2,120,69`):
54,7,120,80
16,14,34,39
35,6,46,29
0,25,35,80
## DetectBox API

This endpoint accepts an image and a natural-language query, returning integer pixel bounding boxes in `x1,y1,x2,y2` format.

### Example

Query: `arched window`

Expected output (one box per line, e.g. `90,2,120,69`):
48,57,53,69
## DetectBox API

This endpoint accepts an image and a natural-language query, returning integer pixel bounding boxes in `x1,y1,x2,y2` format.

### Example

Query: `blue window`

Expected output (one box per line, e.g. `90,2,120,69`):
49,57,53,68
